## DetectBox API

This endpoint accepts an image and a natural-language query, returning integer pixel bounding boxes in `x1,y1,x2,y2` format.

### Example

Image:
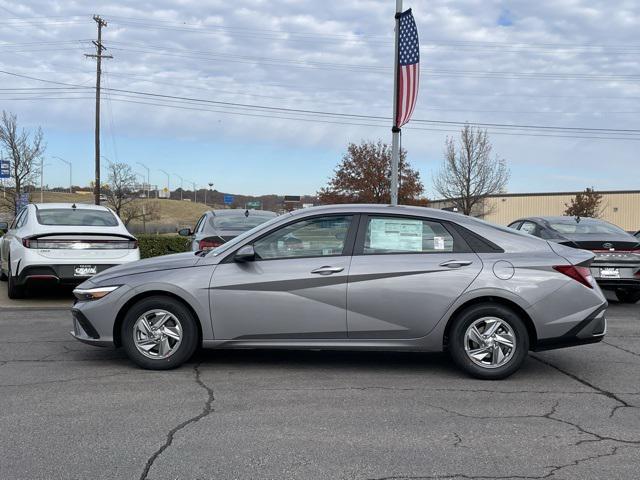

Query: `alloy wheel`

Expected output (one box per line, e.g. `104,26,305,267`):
133,309,183,359
463,317,516,369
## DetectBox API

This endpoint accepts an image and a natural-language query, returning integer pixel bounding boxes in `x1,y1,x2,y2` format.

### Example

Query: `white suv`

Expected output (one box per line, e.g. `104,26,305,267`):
0,203,140,298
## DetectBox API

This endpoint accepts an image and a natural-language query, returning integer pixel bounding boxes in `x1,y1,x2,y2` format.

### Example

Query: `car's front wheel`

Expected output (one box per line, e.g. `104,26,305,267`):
615,289,640,304
121,296,199,370
449,303,529,380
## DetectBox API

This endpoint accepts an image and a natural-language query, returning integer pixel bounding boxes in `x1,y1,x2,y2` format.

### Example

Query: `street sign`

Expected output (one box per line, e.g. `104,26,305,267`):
246,200,261,209
0,160,10,179
17,193,29,210
283,195,301,203
223,194,234,205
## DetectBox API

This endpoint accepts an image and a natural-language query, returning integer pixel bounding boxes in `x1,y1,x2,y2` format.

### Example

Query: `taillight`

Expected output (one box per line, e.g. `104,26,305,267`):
199,238,223,250
553,265,594,289
22,238,33,248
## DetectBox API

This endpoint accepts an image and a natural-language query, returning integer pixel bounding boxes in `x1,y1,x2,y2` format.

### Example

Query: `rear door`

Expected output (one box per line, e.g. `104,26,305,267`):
346,215,481,339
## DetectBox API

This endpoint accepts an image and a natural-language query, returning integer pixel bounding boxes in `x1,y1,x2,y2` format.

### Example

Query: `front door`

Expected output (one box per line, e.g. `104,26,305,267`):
209,214,356,340
347,215,482,339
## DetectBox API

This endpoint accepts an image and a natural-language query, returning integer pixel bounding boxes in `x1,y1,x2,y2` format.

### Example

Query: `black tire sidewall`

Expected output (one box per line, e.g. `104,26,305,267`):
449,303,529,380
121,296,199,370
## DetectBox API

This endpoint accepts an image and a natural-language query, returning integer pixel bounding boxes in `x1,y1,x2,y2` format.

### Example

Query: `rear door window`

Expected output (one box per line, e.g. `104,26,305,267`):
362,216,455,254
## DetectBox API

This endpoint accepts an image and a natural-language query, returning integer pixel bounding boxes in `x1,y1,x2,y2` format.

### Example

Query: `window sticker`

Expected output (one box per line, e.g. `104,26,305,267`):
433,236,445,250
369,218,423,251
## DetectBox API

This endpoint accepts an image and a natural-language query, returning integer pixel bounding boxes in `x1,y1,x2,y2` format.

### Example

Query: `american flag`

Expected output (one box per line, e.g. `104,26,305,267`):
396,9,420,127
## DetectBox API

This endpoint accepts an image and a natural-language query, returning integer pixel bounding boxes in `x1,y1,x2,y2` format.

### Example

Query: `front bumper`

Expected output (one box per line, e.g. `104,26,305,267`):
70,308,113,347
533,303,607,351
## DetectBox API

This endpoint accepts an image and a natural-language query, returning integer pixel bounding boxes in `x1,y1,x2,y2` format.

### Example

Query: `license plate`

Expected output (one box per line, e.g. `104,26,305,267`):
74,265,97,277
600,268,620,279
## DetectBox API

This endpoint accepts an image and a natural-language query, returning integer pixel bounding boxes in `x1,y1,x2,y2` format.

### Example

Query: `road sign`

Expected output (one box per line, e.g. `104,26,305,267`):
283,195,301,203
0,160,10,179
17,193,29,210
223,194,234,205
246,200,261,209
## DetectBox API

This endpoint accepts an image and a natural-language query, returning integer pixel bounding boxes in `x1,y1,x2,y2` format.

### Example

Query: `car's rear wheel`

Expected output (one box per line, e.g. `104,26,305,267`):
7,257,26,299
615,289,640,304
121,296,199,370
449,303,529,380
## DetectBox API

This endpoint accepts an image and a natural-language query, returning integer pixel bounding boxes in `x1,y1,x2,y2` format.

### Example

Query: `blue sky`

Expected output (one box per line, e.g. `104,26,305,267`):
1,0,639,198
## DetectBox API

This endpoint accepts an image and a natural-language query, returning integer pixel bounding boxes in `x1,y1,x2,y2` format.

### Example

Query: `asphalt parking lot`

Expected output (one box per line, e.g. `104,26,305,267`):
1,291,639,480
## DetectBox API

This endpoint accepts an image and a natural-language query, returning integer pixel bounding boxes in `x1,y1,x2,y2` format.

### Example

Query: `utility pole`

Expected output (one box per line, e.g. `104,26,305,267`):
191,181,197,203
85,15,112,205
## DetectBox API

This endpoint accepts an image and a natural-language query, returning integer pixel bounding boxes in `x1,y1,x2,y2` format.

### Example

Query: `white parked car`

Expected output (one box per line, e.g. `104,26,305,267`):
0,203,140,298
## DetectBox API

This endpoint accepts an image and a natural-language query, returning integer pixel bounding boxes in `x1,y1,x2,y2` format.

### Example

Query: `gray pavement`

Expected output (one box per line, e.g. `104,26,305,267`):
0,294,639,479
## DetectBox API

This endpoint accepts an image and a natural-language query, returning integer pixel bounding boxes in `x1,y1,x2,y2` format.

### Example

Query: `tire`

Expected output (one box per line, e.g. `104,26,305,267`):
615,289,640,304
121,296,199,370
448,303,529,380
7,257,26,299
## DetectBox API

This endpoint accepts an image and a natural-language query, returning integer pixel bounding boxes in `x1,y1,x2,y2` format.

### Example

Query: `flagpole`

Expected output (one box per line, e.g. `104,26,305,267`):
390,0,402,206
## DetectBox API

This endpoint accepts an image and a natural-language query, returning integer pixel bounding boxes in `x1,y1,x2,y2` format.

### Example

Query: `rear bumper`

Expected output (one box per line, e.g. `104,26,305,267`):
594,278,640,290
16,264,118,286
533,303,607,351
590,261,640,290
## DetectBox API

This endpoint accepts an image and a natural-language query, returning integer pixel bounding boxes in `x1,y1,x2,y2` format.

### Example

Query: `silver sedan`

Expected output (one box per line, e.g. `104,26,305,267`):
71,205,607,379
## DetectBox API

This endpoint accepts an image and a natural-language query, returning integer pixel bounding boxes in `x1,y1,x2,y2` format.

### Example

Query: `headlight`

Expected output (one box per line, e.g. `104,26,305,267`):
73,286,120,301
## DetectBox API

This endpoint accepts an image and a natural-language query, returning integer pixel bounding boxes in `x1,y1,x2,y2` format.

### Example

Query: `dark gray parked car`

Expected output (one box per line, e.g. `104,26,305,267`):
179,209,277,251
71,205,607,379
508,216,640,303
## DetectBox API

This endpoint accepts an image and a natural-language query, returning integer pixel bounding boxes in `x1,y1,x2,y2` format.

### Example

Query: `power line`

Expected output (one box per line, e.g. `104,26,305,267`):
1,69,639,139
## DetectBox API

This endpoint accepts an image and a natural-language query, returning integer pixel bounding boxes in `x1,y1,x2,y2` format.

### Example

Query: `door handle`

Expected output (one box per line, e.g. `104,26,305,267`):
311,266,345,275
439,260,473,268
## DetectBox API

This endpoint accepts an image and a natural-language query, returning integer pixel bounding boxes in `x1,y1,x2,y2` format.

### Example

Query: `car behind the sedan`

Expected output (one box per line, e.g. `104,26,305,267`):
0,203,139,298
508,216,640,303
72,205,607,380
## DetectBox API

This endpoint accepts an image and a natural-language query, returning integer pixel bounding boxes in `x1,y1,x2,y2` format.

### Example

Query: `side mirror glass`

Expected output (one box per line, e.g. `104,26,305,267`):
178,228,192,237
234,245,256,262
0,221,8,232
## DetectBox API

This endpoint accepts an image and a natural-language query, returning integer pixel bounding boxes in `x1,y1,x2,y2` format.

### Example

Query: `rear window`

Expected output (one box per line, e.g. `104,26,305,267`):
36,208,118,227
549,220,627,235
209,215,274,231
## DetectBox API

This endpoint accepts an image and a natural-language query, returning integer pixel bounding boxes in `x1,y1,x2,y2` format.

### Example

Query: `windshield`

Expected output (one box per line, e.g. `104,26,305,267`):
36,208,119,227
209,214,274,231
207,214,288,256
549,220,627,235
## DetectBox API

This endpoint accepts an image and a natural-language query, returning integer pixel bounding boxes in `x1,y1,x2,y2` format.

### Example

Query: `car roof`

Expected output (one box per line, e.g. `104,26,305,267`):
33,202,112,211
283,204,473,222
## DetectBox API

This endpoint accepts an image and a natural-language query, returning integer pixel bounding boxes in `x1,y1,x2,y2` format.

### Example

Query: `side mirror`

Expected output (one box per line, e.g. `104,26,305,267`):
0,221,8,232
234,245,256,262
178,228,192,237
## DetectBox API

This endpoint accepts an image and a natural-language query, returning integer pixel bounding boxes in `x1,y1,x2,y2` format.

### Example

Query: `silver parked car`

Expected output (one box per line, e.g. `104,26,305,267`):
179,209,277,251
508,216,640,304
71,205,607,379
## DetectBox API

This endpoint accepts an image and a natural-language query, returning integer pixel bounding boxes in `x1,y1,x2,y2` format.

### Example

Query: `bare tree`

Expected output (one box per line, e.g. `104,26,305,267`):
433,124,509,216
0,111,46,215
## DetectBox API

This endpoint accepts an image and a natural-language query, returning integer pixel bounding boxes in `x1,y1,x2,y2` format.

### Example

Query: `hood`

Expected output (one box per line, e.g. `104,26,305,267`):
88,251,201,285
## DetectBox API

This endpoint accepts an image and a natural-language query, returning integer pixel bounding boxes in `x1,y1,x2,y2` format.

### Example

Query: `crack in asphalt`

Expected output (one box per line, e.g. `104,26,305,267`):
428,400,640,447
138,363,214,480
367,445,636,479
530,355,636,419
603,340,640,359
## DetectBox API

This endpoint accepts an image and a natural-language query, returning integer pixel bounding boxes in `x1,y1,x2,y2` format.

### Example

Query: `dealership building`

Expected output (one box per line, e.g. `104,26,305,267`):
429,190,640,231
